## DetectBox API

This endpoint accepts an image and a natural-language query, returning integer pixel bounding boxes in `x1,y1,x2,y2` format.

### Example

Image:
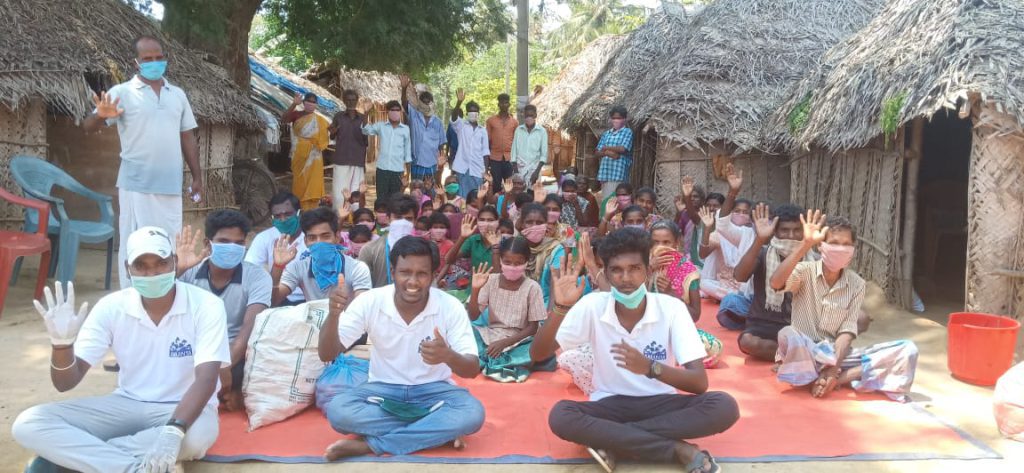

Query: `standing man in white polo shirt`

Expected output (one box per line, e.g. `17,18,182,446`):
83,35,203,289
531,228,739,473
12,226,230,473
318,237,484,460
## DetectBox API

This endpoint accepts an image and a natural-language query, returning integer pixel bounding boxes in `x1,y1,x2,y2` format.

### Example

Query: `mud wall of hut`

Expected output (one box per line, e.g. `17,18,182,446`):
652,138,790,218
0,101,48,230
966,106,1024,320
789,145,904,300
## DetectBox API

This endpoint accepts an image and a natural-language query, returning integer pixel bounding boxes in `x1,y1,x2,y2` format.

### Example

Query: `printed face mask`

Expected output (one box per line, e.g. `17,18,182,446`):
769,237,802,258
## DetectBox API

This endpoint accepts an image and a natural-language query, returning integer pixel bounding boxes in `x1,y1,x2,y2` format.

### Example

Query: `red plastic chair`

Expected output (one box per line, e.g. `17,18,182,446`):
0,187,51,319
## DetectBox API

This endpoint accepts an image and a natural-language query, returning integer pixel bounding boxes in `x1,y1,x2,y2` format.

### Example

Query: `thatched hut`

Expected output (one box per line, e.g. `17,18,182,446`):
767,0,1024,316
559,2,695,196
0,0,259,230
632,0,885,216
533,35,626,181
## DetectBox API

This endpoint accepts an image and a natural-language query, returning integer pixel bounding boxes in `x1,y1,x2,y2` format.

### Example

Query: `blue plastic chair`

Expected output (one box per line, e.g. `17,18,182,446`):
10,155,115,289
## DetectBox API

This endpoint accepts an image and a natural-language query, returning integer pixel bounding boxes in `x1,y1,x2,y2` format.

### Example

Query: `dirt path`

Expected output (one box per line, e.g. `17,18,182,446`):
1,249,1021,472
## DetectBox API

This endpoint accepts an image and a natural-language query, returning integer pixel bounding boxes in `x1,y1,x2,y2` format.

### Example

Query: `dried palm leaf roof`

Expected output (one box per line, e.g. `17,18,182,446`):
634,0,885,153
534,35,627,131
331,67,402,106
769,0,1024,151
563,2,695,131
0,0,259,129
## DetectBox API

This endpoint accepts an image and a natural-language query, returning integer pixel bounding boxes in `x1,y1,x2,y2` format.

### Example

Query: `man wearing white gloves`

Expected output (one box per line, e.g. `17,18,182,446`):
12,226,230,473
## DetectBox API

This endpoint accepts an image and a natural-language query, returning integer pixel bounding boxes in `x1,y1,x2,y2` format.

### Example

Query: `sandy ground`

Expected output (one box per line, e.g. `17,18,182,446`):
2,248,1023,473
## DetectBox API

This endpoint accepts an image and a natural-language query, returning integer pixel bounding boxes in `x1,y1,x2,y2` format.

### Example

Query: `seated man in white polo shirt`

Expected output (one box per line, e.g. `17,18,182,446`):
271,206,372,305
319,237,485,460
177,210,272,411
531,228,739,473
12,226,230,473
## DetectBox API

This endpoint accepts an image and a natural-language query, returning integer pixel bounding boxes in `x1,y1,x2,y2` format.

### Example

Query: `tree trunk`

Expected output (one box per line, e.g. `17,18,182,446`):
158,0,263,88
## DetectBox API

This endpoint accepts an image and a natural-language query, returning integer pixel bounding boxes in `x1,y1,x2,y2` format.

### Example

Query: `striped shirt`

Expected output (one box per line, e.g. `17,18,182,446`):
785,260,864,343
476,274,547,345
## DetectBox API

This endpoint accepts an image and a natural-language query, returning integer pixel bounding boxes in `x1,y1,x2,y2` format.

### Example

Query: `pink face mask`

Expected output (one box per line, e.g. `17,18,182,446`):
347,242,366,257
412,229,429,238
547,211,561,223
616,195,632,207
388,110,402,122
819,242,856,272
731,212,751,227
501,263,526,281
477,220,498,233
611,118,626,129
521,224,547,243
429,228,448,242
466,206,479,217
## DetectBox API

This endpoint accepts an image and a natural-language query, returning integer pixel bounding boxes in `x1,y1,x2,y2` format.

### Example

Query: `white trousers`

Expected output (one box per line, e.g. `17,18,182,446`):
118,189,182,289
332,165,365,206
12,394,218,473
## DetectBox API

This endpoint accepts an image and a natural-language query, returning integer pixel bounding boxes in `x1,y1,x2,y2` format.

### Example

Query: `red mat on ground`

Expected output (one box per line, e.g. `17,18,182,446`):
203,301,999,464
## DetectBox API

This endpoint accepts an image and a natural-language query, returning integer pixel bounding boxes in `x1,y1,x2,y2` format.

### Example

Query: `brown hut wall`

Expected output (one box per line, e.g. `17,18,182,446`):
653,138,790,218
966,105,1024,320
789,147,904,300
0,100,48,230
47,115,120,225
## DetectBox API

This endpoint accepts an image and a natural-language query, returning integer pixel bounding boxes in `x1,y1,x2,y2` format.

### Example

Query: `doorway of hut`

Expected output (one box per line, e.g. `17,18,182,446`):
912,109,971,311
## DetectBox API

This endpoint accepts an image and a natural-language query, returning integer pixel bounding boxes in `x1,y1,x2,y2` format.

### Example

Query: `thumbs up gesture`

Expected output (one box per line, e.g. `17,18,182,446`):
420,327,452,365
327,274,349,317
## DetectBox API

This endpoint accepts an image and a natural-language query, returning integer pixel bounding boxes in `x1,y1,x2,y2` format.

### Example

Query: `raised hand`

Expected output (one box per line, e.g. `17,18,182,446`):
604,198,619,218
479,179,490,197
471,262,491,290
399,174,409,192
461,214,477,236
611,339,653,375
399,74,411,89
437,152,447,169
533,84,544,96
801,209,829,245
726,163,743,192
91,92,124,119
273,234,299,268
578,231,596,268
420,327,453,365
337,203,351,222
681,176,695,201
33,281,89,346
551,254,585,307
482,230,500,247
651,245,677,270
456,88,466,102
674,195,686,212
175,225,208,272
502,178,513,194
698,206,716,229
291,92,303,106
753,203,778,242
359,181,368,195
328,275,349,317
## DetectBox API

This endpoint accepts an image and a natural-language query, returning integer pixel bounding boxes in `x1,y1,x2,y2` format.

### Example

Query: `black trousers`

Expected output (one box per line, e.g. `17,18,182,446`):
376,169,404,201
548,392,740,462
488,159,514,192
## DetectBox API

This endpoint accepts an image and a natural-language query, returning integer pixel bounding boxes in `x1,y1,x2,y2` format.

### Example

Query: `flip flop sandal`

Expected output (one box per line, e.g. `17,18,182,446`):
685,450,720,473
587,447,616,473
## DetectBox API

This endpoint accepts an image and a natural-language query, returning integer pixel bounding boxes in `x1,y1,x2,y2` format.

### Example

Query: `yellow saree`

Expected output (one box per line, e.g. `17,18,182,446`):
290,112,330,210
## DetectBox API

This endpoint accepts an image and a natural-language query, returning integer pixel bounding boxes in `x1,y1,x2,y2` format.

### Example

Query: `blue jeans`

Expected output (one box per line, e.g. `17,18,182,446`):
455,172,482,199
324,381,485,455
717,292,752,330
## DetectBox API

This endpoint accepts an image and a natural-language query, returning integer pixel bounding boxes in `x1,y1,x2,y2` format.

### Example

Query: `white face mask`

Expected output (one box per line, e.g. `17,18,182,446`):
467,111,479,123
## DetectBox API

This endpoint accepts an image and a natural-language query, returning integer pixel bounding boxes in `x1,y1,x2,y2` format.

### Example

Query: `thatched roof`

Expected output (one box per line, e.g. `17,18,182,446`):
634,0,885,153
0,0,259,129
331,68,402,107
562,3,695,131
769,0,1024,151
534,35,626,132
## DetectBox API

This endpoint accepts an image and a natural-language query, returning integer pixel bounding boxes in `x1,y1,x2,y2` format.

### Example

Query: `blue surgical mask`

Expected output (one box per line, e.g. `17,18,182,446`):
137,60,168,81
209,243,246,269
131,270,176,299
273,213,300,236
611,285,647,309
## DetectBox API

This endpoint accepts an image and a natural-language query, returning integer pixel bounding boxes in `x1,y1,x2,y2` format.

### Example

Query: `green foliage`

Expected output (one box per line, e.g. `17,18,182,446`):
788,93,812,135
249,14,314,72
263,0,512,75
431,42,559,117
881,92,907,143
542,0,647,66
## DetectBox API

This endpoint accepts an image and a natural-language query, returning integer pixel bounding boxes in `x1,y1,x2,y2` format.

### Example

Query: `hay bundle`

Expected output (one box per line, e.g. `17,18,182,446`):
533,35,626,134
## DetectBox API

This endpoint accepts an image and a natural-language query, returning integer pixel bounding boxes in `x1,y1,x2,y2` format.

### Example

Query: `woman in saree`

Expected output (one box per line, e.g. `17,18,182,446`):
283,92,330,210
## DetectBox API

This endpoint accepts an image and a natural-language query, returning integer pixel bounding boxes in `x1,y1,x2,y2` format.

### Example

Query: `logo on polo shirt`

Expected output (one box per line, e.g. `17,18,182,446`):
643,341,667,361
169,337,194,358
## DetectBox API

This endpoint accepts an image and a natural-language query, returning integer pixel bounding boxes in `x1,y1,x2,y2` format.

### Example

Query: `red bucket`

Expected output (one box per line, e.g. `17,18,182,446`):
947,312,1020,386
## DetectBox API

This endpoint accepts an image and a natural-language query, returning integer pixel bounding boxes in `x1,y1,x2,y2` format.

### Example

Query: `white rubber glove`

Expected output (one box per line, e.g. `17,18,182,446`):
140,425,185,473
32,281,89,346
